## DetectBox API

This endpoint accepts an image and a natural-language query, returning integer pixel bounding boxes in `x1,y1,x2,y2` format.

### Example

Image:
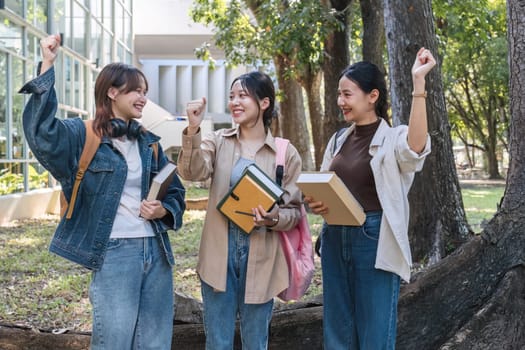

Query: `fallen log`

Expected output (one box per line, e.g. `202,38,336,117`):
0,295,323,350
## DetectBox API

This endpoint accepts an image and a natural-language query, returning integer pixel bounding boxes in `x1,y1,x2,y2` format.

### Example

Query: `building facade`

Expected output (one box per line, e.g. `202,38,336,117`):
0,0,133,194
133,0,245,126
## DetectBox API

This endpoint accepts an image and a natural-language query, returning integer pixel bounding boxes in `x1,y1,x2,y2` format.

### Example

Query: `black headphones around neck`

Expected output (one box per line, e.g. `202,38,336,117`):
110,118,143,140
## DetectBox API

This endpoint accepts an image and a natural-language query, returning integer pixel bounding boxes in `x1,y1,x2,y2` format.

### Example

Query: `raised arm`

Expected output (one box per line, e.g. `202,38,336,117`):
39,34,61,75
407,47,436,153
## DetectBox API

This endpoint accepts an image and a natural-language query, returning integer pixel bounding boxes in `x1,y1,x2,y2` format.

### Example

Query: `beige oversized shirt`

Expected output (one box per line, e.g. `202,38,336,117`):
177,127,302,303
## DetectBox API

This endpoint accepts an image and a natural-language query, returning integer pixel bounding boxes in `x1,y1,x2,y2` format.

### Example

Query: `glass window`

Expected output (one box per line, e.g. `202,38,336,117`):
0,15,23,54
125,50,132,65
28,0,48,33
0,53,6,159
90,0,103,17
103,29,112,65
115,3,124,43
26,32,40,68
103,0,113,28
90,19,102,65
55,51,64,102
55,0,69,48
11,57,24,159
74,59,81,107
116,43,124,63
4,0,23,17
124,11,132,48
64,55,72,106
72,1,87,57
123,0,132,12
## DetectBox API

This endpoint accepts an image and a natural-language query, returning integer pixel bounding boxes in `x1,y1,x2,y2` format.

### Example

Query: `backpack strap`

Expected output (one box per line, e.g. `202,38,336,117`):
275,137,289,187
332,127,348,156
152,142,159,162
65,120,101,219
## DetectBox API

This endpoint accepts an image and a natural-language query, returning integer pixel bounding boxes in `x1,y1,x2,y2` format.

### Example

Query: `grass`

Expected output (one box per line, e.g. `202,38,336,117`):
460,181,505,232
0,181,503,332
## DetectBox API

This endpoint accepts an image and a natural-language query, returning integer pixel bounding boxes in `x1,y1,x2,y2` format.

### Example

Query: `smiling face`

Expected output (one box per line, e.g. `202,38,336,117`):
337,76,379,125
228,80,267,128
108,78,148,121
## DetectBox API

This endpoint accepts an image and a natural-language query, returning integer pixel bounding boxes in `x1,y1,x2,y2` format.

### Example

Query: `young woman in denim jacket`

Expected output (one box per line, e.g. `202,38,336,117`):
305,48,436,349
20,34,186,349
178,71,302,349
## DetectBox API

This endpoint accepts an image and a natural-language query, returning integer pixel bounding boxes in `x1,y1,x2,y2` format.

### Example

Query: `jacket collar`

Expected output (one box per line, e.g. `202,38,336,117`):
222,126,277,153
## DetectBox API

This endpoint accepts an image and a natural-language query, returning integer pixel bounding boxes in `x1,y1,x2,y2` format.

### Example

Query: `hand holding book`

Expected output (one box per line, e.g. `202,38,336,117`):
298,172,365,226
217,164,283,234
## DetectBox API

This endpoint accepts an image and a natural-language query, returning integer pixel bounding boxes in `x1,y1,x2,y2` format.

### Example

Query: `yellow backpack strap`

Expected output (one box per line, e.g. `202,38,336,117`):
65,120,101,219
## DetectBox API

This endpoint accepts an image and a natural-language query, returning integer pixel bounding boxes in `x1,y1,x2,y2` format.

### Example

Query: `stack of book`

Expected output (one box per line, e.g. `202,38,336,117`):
217,164,284,234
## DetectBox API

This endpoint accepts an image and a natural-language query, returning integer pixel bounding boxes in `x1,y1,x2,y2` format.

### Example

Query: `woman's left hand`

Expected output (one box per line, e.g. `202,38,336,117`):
412,47,436,79
140,200,168,220
253,205,279,227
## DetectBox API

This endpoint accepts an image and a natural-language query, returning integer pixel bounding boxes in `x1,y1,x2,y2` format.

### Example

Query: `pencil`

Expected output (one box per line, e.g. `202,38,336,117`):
234,210,278,222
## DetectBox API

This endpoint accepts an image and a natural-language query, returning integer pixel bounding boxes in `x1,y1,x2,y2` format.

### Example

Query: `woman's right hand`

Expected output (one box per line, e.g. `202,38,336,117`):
304,196,329,215
186,97,207,135
39,34,61,74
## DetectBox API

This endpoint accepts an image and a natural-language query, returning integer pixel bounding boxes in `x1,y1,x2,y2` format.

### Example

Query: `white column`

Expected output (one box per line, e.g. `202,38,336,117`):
141,62,159,105
176,65,192,115
159,65,176,114
208,65,226,114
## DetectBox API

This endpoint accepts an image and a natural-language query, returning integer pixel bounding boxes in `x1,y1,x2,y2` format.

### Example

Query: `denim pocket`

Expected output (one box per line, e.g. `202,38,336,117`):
105,238,122,250
361,213,381,241
83,156,115,194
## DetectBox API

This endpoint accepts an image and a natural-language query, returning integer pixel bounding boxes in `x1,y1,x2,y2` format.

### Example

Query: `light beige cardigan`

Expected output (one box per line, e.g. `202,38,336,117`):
177,127,302,303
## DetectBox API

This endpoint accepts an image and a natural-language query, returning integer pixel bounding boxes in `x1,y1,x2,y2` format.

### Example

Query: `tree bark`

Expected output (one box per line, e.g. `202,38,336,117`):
302,69,325,169
274,55,315,170
360,0,385,72
383,0,471,263
0,302,324,350
321,0,352,169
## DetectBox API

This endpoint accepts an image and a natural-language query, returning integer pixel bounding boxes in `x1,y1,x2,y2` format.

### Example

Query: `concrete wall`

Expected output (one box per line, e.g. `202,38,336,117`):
0,187,61,226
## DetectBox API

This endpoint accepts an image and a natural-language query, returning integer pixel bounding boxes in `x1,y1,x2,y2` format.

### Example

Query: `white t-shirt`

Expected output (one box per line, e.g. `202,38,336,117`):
110,137,155,238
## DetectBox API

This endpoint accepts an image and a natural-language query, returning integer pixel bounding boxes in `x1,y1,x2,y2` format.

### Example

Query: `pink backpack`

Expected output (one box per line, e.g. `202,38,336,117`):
275,137,315,301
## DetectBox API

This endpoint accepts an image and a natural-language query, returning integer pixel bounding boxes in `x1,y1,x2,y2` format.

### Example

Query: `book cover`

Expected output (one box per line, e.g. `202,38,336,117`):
217,164,284,234
296,171,366,226
147,162,178,201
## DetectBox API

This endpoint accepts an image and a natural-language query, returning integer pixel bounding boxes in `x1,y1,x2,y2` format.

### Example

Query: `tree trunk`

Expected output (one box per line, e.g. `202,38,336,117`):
383,0,471,263
302,69,325,169
396,1,525,347
274,55,315,170
321,0,352,168
360,0,385,72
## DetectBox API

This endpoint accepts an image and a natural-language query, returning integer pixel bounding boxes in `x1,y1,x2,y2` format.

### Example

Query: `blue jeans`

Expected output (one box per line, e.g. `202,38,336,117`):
321,211,400,350
201,223,274,350
89,237,174,350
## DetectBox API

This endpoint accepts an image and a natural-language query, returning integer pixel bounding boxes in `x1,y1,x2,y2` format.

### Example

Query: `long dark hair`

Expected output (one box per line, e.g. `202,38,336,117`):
230,71,278,130
339,61,390,124
93,63,148,137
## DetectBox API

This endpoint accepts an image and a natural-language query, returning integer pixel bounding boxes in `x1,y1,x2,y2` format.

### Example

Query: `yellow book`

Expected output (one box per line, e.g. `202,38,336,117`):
217,164,284,234
296,171,365,226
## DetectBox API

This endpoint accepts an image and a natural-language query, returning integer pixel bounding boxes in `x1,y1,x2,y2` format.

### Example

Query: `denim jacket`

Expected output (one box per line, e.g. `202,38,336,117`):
20,67,186,270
